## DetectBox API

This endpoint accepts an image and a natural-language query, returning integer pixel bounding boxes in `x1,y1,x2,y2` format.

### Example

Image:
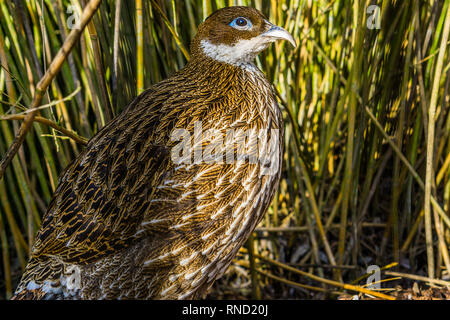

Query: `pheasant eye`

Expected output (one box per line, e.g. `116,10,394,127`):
229,17,252,30
236,18,247,26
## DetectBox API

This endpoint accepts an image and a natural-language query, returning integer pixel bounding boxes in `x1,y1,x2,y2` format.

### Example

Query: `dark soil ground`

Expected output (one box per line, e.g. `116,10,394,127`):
338,286,450,300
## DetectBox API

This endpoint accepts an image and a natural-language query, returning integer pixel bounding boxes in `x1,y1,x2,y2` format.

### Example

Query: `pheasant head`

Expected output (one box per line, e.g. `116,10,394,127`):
190,6,296,67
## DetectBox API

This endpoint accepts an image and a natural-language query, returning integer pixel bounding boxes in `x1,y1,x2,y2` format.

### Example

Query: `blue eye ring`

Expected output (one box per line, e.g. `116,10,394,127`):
229,17,252,30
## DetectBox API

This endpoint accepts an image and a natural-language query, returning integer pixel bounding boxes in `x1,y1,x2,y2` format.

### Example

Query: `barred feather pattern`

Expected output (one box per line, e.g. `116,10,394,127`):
13,47,283,300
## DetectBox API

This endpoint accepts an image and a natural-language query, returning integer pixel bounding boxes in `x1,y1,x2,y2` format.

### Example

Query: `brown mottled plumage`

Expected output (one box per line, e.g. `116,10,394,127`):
12,6,295,300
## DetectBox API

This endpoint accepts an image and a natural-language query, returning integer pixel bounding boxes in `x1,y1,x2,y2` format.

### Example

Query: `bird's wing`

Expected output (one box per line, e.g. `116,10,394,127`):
31,87,187,264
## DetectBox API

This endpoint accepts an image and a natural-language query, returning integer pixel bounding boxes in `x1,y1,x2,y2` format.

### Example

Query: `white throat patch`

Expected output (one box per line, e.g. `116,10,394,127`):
200,38,269,69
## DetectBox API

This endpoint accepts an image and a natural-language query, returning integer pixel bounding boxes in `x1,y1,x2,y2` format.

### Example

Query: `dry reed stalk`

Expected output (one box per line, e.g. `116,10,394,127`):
0,0,103,181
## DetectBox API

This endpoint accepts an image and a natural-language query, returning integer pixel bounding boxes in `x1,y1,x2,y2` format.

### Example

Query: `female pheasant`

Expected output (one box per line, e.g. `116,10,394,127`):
13,6,295,300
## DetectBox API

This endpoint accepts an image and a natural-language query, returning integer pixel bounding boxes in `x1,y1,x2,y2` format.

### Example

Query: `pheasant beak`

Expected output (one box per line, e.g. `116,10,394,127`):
261,23,297,48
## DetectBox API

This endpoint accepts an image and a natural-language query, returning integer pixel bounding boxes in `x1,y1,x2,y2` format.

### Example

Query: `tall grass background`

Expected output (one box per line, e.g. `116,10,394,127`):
0,0,449,299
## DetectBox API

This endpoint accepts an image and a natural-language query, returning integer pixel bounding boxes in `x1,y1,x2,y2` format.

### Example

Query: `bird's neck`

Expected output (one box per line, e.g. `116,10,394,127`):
178,53,279,126
184,54,265,84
